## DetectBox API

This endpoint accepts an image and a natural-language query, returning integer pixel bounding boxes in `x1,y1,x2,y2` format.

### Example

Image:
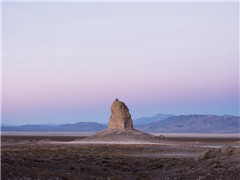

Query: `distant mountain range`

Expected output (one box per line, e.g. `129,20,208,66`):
136,115,240,133
133,113,174,125
1,122,107,132
2,114,240,133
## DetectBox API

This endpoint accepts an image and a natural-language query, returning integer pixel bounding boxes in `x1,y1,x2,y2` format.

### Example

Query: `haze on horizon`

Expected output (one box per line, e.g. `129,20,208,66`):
2,2,239,125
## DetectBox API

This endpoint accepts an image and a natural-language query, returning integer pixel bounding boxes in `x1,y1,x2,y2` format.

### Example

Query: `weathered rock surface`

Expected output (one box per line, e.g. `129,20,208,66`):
108,98,133,130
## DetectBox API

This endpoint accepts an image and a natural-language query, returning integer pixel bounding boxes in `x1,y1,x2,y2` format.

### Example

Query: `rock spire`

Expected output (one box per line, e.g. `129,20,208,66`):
107,98,133,130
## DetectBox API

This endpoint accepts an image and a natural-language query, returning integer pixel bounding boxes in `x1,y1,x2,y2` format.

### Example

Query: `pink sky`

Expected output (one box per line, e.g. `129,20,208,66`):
2,2,239,125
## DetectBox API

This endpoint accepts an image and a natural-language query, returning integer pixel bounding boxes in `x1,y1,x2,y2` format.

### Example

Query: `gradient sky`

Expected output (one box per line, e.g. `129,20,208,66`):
2,2,239,125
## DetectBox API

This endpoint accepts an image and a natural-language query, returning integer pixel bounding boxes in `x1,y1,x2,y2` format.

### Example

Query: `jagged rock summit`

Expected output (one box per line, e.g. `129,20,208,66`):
108,98,133,130
82,98,158,143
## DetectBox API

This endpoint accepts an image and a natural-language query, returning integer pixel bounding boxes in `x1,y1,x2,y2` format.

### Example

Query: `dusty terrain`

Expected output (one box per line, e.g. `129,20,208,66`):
1,134,240,180
82,129,158,143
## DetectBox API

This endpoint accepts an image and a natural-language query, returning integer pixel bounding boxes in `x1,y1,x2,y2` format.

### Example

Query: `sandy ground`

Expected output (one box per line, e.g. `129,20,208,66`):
1,134,240,180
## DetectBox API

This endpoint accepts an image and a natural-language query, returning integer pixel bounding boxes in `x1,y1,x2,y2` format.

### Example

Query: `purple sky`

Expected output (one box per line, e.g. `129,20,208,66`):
2,2,239,125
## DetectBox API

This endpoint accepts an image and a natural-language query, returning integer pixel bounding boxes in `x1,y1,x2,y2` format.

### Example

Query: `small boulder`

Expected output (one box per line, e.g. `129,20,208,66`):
159,135,166,139
220,145,235,155
195,149,220,161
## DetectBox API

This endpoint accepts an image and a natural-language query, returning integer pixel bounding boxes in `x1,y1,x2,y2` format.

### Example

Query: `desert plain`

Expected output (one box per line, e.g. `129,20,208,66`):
1,133,240,180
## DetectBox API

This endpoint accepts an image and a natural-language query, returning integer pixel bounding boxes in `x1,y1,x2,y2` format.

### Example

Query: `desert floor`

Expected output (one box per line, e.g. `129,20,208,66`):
1,133,240,180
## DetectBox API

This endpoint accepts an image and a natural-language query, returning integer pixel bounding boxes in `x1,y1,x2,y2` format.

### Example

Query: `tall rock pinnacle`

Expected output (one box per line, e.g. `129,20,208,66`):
107,98,134,130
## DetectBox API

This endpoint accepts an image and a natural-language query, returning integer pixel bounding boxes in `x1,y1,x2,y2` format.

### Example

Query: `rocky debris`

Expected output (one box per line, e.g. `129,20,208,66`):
211,163,218,169
195,146,239,161
2,135,240,180
108,98,133,130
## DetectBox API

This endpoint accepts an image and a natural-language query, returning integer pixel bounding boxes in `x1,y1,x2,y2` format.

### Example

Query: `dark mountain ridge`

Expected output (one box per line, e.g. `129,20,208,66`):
136,115,240,133
133,113,174,125
1,122,107,132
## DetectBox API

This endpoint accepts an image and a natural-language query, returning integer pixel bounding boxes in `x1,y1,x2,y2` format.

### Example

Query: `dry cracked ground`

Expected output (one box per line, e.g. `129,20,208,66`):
1,135,240,180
